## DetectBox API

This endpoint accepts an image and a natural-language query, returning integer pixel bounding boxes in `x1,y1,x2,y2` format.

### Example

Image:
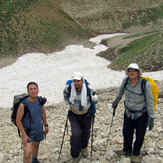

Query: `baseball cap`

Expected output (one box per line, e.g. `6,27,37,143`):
72,72,83,80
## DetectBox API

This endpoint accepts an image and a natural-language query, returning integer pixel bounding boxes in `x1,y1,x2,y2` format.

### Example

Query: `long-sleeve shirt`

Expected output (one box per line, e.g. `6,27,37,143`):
63,83,98,115
117,76,154,119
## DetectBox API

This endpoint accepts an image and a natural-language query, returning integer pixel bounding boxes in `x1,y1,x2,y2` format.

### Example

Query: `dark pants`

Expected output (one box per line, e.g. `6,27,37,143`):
70,112,92,158
123,111,148,156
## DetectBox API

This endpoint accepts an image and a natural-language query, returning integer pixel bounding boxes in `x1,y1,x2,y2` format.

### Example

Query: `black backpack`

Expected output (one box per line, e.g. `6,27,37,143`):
11,93,46,137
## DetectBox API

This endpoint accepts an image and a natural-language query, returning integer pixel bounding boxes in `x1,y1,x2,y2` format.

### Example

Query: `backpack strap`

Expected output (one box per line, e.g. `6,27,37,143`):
67,81,90,97
124,77,129,89
141,78,147,103
141,78,147,96
124,77,145,96
124,101,147,120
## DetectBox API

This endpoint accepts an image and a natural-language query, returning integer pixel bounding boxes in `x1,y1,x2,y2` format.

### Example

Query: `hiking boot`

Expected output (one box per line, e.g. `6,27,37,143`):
114,149,131,156
131,155,140,163
72,155,81,163
81,148,88,158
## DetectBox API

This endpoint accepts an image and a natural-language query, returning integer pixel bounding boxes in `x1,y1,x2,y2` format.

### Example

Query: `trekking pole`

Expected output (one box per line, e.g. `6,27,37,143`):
58,114,68,163
91,114,95,162
107,108,116,142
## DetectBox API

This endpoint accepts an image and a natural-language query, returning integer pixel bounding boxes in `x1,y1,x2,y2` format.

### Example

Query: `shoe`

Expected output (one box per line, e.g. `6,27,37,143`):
131,155,140,163
72,155,81,163
114,149,131,156
81,148,88,158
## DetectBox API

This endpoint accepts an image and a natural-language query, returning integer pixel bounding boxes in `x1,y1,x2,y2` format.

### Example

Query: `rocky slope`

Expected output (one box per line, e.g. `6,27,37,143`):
62,0,163,33
0,84,162,163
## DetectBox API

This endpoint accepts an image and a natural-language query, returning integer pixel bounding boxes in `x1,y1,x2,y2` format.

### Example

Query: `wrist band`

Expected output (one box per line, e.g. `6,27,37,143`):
44,124,48,127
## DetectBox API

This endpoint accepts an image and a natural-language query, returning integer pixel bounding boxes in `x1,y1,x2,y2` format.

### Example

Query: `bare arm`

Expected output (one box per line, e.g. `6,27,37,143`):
16,103,31,146
42,105,49,134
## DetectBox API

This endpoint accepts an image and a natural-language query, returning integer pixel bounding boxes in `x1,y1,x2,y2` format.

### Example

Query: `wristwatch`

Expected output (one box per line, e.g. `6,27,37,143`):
44,124,48,127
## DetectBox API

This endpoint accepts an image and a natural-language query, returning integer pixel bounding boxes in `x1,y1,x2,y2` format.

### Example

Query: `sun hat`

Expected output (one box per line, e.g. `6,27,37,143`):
72,72,83,80
126,63,142,76
127,63,140,70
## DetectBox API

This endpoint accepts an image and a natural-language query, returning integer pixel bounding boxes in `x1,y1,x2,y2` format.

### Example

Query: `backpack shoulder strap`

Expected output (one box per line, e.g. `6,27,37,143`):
67,80,91,96
85,81,91,96
21,100,29,118
124,77,129,89
67,84,72,97
141,78,147,99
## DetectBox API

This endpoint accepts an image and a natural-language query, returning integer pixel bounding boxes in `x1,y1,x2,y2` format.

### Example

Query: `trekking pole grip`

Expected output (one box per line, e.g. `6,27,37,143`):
113,108,116,116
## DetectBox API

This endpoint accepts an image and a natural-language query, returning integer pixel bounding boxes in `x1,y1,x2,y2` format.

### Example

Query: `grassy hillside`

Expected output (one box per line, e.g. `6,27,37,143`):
108,30,163,71
0,0,91,57
0,0,163,72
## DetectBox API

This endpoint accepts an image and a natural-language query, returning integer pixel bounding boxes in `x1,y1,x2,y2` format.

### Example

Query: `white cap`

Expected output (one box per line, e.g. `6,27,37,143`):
127,63,140,70
72,72,83,80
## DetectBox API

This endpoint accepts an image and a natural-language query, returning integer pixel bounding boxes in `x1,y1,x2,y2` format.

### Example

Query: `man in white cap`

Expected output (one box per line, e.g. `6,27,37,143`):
63,72,98,163
112,63,154,163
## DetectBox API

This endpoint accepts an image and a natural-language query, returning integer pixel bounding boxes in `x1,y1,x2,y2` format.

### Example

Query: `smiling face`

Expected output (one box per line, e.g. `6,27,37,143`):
27,84,39,98
128,68,139,80
73,79,83,91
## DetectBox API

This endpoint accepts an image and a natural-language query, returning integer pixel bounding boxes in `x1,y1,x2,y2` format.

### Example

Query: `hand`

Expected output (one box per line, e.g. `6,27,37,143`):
44,126,49,134
91,94,98,102
66,104,71,110
22,134,31,147
112,97,120,110
147,117,154,130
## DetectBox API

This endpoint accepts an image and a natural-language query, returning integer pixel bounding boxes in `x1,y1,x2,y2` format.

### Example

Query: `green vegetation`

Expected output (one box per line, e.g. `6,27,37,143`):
109,30,163,71
0,0,163,73
122,5,163,29
123,30,161,39
0,0,90,57
0,0,39,56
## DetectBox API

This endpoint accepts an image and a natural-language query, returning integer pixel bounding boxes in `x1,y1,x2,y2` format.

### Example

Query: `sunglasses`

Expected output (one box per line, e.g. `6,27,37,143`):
128,68,139,72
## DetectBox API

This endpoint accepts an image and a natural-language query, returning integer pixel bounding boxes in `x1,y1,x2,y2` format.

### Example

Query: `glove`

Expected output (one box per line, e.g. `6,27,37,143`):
147,117,154,130
91,94,98,102
112,97,120,110
66,104,71,110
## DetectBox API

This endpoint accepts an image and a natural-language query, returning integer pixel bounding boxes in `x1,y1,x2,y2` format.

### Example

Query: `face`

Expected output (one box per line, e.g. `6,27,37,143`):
27,84,39,98
128,68,139,79
73,79,83,91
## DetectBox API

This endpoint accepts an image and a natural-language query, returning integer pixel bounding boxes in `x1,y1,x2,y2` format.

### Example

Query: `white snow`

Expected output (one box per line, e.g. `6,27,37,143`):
0,33,163,109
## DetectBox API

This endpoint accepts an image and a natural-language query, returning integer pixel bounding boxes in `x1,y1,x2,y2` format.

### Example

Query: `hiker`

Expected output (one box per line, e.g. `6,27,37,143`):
112,63,154,163
16,82,49,163
63,72,98,163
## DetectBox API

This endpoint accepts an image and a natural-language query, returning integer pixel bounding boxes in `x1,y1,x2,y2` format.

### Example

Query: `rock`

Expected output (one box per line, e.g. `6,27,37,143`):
39,154,49,160
0,86,163,162
122,158,131,163
0,153,4,163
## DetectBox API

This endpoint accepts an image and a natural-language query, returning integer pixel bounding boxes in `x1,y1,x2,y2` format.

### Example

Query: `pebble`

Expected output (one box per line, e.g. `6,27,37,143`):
0,87,163,163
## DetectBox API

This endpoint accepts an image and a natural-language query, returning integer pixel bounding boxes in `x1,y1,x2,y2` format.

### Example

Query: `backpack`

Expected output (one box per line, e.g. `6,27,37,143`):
124,76,159,111
141,76,159,111
11,93,46,137
11,93,29,126
66,79,96,115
